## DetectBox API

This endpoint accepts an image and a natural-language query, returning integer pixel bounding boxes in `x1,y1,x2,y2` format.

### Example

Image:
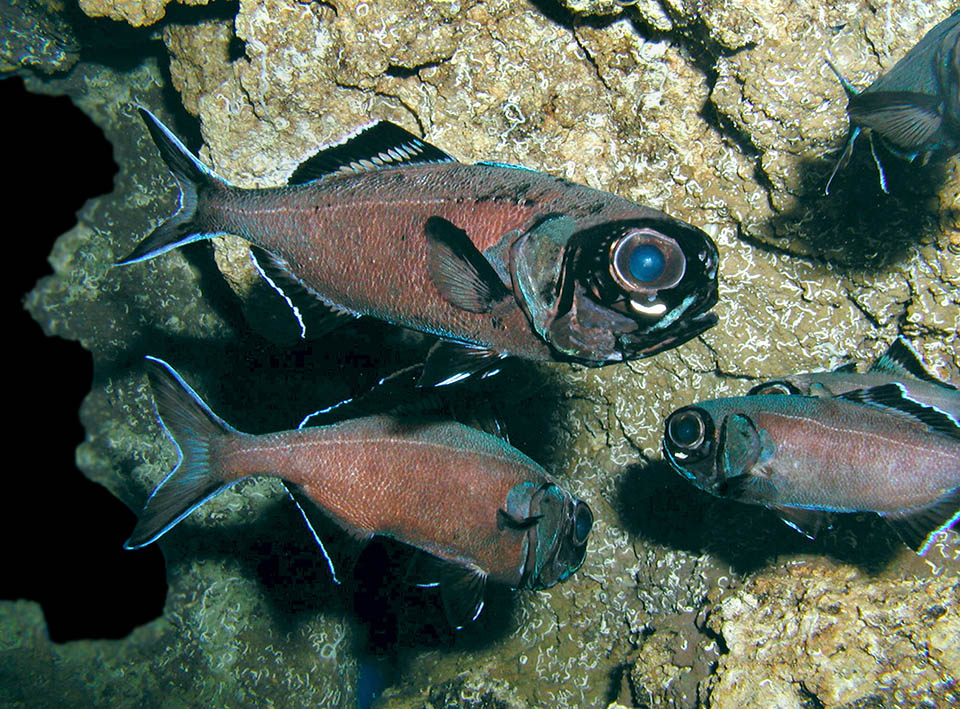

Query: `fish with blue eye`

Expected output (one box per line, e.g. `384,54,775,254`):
748,337,960,432
662,387,960,556
825,9,960,194
118,109,720,387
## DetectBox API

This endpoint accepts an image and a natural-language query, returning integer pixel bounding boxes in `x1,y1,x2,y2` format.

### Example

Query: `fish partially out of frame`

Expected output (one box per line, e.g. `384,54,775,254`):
825,9,960,193
126,357,593,629
119,109,719,386
662,387,960,555
748,337,959,431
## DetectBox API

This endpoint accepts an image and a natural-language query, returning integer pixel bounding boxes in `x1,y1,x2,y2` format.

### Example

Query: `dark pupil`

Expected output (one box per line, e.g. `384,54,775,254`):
670,412,702,447
574,503,593,543
629,244,665,283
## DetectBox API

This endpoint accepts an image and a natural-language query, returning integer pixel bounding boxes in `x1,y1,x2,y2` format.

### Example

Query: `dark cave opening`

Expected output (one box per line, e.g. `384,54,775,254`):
2,77,167,643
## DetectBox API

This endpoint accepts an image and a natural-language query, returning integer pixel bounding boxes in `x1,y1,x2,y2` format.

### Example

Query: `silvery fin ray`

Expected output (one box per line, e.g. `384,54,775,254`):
127,357,592,630
748,337,960,433
825,9,960,194
662,391,960,556
119,108,719,387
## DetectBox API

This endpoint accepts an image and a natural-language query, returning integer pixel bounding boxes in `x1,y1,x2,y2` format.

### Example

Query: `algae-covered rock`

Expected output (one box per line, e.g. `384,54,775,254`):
6,0,960,706
701,550,960,708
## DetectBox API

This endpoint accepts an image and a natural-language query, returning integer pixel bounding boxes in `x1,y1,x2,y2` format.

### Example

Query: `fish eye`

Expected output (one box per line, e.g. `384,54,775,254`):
572,501,593,545
609,228,686,294
667,408,707,449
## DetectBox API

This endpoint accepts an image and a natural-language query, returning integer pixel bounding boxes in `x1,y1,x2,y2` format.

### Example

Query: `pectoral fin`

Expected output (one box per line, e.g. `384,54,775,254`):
881,487,960,556
497,508,542,531
424,216,511,313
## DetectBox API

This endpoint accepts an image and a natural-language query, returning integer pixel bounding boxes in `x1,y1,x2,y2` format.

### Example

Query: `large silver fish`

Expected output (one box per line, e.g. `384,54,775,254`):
662,391,960,555
127,357,593,629
825,9,960,193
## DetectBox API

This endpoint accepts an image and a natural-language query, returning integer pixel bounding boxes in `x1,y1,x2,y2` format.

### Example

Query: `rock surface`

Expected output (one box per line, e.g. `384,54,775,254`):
5,0,959,706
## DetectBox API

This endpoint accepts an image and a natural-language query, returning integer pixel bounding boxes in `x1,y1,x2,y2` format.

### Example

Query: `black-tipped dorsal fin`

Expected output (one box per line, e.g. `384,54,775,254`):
881,487,960,555
840,383,960,439
288,121,456,185
870,338,956,389
424,216,511,314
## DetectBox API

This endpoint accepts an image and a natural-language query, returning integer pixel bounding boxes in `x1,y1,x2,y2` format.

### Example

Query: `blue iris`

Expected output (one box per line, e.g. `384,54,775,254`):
629,244,665,283
670,412,702,447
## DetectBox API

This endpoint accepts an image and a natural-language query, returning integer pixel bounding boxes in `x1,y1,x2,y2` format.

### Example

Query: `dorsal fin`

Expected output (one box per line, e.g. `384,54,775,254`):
840,383,960,439
870,338,957,389
288,121,456,185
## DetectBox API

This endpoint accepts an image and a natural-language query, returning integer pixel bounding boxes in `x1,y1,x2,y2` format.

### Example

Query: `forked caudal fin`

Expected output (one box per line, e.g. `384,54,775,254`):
124,356,242,549
116,108,231,266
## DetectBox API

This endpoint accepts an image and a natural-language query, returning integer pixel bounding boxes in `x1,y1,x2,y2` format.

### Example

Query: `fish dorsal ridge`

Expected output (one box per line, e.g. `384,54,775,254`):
288,121,456,185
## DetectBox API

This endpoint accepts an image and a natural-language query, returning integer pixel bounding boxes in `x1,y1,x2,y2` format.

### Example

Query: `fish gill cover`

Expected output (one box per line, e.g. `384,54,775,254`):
6,0,960,708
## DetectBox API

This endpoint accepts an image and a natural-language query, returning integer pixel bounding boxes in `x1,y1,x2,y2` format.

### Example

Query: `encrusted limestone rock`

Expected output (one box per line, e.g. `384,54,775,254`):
702,551,960,708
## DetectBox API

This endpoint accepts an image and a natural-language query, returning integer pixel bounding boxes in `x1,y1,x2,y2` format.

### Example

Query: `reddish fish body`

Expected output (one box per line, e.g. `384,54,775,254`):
215,415,553,585
664,393,960,554
210,164,654,360
123,110,719,384
126,358,592,626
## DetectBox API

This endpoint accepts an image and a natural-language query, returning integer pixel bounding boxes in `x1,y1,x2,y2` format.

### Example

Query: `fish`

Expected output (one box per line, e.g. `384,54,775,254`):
119,109,719,386
747,337,960,431
825,9,960,194
126,356,593,629
662,391,960,555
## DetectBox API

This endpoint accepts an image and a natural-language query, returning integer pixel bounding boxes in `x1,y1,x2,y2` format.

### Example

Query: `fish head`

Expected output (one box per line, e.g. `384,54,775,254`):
663,403,776,501
510,216,719,366
506,481,592,590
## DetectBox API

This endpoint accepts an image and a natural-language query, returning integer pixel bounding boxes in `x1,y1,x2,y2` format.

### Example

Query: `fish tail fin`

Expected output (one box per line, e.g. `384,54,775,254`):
116,107,229,266
124,356,242,549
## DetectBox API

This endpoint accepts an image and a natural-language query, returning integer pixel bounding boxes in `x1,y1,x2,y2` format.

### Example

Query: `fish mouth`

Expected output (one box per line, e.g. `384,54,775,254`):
621,305,718,360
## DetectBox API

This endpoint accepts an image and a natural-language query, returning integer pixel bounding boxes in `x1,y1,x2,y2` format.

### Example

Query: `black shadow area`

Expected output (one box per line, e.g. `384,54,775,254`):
617,459,902,575
765,145,953,269
2,78,166,641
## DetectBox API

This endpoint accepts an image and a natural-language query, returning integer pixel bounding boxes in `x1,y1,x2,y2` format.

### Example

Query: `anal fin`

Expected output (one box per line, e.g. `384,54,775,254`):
250,246,358,339
282,482,371,584
881,487,960,556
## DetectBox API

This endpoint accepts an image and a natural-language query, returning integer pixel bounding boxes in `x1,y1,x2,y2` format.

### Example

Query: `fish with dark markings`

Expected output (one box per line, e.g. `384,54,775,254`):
748,337,959,431
663,390,960,555
825,9,960,193
120,109,719,386
126,357,593,629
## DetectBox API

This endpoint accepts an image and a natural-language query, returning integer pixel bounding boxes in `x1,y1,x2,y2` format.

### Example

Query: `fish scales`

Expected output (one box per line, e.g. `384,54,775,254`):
208,163,653,354
124,110,719,384
745,398,960,513
215,415,543,583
